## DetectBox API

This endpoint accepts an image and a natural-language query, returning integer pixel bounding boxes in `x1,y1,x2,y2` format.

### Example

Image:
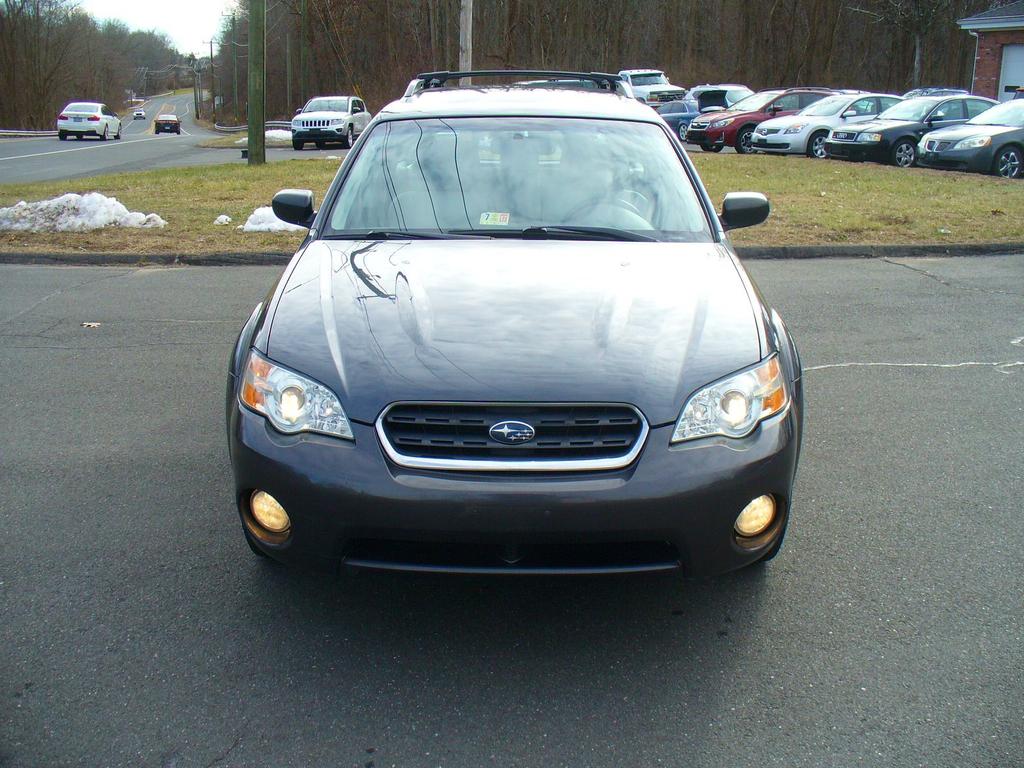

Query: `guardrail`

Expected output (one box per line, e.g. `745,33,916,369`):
0,129,58,137
214,121,291,133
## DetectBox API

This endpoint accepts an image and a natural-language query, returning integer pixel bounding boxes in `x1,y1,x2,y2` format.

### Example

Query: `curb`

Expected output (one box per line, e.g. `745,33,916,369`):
0,243,1021,267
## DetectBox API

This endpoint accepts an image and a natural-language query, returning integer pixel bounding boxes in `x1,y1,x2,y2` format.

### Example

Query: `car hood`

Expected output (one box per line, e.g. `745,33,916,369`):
924,123,1020,141
851,118,921,134
757,115,806,131
265,240,762,426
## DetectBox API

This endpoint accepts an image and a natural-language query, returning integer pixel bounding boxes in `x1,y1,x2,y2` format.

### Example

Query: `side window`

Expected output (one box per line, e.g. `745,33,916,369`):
849,97,876,116
879,97,902,112
773,93,802,111
797,92,824,109
965,99,992,118
354,100,364,113
931,100,965,121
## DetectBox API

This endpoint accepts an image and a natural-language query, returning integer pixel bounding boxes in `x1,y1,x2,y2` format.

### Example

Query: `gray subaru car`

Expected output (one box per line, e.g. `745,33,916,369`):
227,71,803,577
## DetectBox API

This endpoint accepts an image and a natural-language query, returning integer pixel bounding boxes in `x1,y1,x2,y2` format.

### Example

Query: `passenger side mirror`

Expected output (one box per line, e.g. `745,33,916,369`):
720,192,770,231
272,189,316,228
294,107,302,115
841,109,857,119
768,105,781,115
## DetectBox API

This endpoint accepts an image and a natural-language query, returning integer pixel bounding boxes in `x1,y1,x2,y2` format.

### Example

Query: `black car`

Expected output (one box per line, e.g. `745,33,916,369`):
226,71,803,577
825,95,997,167
918,99,1024,178
154,114,181,134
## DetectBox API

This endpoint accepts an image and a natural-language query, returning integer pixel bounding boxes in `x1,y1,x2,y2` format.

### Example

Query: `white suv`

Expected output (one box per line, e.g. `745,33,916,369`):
57,102,122,141
751,93,902,158
291,96,371,150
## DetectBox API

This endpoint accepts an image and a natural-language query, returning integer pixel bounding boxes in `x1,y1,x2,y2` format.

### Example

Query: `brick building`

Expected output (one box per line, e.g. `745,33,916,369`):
959,1,1024,101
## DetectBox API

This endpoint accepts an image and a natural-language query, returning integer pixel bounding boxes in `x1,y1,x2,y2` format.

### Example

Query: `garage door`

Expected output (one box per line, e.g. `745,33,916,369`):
999,44,1024,101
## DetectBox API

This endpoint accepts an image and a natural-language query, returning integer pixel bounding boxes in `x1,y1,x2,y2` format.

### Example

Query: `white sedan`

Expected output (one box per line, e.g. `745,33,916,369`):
751,92,903,158
57,102,122,141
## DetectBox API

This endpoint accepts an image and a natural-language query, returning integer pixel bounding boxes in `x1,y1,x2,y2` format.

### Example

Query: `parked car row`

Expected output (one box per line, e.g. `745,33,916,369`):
656,83,1020,178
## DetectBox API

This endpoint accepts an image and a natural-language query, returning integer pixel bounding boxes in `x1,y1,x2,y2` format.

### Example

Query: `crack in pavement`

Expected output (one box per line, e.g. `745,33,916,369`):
881,257,1024,298
806,360,1023,374
0,268,139,326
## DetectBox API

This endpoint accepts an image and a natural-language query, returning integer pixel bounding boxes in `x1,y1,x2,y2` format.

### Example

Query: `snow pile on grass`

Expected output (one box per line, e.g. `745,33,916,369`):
214,214,232,225
0,192,166,232
237,206,306,233
234,129,294,144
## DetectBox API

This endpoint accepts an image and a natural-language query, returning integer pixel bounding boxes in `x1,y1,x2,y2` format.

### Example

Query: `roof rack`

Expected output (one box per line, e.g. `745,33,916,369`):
403,70,630,98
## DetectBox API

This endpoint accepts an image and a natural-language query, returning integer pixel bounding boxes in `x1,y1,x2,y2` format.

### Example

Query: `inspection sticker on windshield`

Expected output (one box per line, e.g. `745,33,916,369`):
479,212,510,226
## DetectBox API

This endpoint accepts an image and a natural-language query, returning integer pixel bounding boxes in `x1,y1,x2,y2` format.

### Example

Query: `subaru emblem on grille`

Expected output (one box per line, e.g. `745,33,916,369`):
489,420,536,445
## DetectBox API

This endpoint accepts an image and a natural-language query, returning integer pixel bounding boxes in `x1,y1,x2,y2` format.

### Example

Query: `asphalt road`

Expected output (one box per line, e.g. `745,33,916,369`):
0,93,348,184
1,256,1022,767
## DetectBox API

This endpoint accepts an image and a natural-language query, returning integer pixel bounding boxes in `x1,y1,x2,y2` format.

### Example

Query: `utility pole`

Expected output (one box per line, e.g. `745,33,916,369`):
208,39,217,125
286,31,292,110
231,13,239,122
459,0,473,76
248,0,266,165
298,0,307,105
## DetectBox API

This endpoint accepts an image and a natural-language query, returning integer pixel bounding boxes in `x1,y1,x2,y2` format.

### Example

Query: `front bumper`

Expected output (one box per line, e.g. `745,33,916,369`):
824,140,888,162
292,127,344,141
227,400,800,577
751,135,804,154
917,146,993,174
684,126,726,148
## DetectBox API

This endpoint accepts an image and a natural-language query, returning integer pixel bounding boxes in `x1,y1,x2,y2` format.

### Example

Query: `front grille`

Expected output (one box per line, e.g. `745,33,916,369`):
652,92,685,103
926,140,952,152
300,118,331,128
832,131,857,141
377,402,648,471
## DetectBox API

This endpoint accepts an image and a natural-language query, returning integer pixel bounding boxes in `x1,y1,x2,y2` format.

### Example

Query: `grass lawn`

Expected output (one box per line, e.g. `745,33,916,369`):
0,154,1020,256
198,135,298,149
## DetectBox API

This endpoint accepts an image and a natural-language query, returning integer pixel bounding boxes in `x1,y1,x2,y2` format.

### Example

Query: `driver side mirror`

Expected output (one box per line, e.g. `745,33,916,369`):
272,189,316,228
841,109,857,119
294,107,302,115
721,192,770,231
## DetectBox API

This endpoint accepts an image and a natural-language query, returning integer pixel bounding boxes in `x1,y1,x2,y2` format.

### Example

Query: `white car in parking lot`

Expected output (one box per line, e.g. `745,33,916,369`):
57,102,122,141
751,92,902,158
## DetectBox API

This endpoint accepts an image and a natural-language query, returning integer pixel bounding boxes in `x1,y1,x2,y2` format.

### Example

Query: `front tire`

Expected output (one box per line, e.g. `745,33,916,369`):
891,138,916,168
994,146,1023,178
342,124,354,149
734,126,755,154
292,140,304,151
807,130,828,159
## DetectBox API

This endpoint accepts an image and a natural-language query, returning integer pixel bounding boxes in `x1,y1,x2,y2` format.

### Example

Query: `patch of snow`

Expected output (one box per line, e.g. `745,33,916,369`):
325,155,340,160
235,129,293,144
237,206,306,233
0,192,166,232
214,214,232,225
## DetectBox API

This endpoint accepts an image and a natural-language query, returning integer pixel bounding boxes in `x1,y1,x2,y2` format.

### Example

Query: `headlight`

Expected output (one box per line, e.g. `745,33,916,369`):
671,356,789,444
710,117,735,129
953,135,991,150
239,350,354,440
329,118,343,126
783,123,807,134
860,133,882,143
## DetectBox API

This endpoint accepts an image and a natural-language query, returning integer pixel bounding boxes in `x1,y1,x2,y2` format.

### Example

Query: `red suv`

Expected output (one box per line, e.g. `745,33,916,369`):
685,88,835,154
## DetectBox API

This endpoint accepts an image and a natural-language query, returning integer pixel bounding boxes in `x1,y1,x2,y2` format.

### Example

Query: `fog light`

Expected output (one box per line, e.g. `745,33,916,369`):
250,490,290,533
735,494,776,537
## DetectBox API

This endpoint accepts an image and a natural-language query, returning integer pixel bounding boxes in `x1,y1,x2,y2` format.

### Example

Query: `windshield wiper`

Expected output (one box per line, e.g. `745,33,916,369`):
450,226,657,242
325,229,487,240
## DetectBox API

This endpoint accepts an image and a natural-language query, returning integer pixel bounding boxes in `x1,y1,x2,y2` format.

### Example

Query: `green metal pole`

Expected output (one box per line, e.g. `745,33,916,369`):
248,0,266,165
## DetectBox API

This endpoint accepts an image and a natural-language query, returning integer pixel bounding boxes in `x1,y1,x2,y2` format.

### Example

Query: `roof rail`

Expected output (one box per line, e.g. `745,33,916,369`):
403,70,629,98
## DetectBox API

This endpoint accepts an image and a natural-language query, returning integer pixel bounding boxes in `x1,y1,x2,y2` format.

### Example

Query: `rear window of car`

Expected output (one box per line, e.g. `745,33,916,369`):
157,114,178,120
65,103,99,112
325,117,713,242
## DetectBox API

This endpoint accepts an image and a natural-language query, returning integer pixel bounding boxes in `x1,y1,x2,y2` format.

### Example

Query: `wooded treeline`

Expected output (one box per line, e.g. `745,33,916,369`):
213,0,1000,120
0,0,185,128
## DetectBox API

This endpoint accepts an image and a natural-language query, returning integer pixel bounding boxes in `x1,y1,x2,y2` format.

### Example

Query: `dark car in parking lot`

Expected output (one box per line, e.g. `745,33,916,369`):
657,85,753,141
686,87,834,153
918,99,1024,178
824,94,997,167
226,70,803,577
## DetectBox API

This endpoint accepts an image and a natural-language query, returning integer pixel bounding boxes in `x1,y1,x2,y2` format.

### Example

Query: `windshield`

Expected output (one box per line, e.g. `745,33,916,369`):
877,98,936,122
630,73,669,86
304,98,349,113
325,117,713,242
799,95,848,116
726,91,782,113
968,100,1022,127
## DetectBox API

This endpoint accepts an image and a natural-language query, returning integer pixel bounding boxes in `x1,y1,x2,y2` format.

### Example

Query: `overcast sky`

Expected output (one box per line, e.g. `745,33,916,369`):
79,0,236,55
